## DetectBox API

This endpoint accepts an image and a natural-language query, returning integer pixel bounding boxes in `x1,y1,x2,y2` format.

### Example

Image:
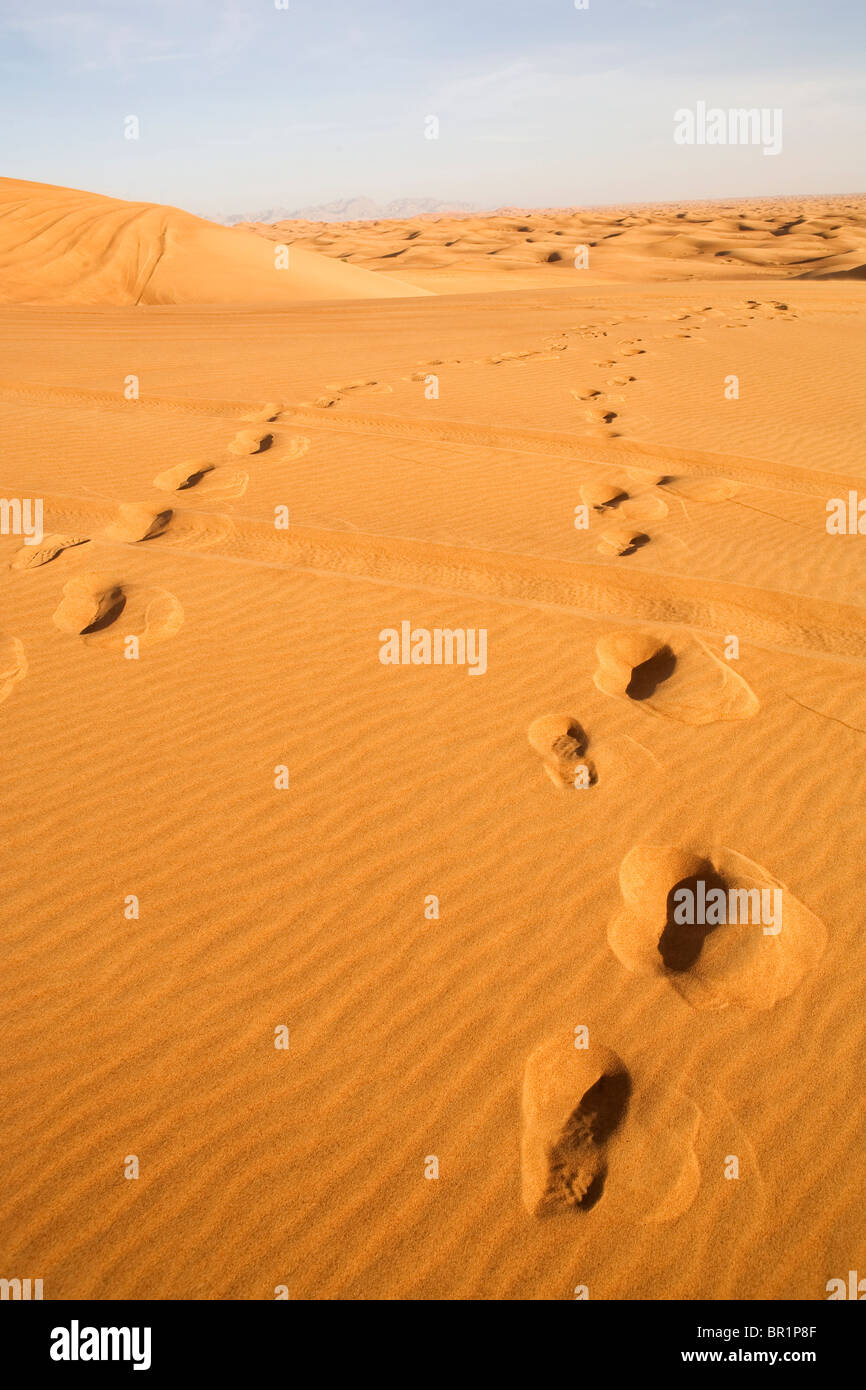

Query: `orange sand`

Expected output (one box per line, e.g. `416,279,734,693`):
0,179,864,1299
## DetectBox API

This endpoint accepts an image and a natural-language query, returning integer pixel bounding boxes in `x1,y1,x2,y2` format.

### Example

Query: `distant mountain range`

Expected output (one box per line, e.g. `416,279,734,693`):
218,196,478,225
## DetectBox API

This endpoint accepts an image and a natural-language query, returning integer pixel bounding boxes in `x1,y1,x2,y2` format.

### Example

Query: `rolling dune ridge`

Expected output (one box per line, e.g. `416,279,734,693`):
244,194,866,291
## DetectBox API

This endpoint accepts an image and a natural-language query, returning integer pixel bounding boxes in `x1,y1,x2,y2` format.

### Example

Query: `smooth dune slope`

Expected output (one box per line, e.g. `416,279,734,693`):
0,178,428,305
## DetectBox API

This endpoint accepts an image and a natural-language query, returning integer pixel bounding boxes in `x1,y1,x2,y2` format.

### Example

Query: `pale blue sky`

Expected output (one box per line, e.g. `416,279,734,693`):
1,0,863,216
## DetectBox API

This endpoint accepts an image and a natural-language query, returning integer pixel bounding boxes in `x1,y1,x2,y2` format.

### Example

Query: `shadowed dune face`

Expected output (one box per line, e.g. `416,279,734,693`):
0,178,430,306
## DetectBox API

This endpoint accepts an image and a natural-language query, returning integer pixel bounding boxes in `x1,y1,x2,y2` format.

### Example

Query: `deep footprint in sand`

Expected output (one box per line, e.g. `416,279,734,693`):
580,478,630,513
607,470,670,522
521,1034,630,1215
0,632,27,703
104,505,173,543
52,572,183,648
597,525,650,557
528,714,596,788
10,535,89,569
583,405,619,427
521,1031,701,1222
153,462,249,500
227,428,272,457
608,844,827,1010
594,629,759,724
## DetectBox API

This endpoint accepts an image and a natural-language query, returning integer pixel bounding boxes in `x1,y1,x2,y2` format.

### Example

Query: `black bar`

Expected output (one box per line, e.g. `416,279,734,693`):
2,1298,860,1376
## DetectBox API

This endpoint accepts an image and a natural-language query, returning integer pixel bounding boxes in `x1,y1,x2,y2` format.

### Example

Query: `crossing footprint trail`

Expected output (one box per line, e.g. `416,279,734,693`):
45,406,285,643
7,400,292,661
575,298,797,441
580,471,670,559
520,420,790,1229
152,402,301,499
607,845,827,1011
4,373,838,1253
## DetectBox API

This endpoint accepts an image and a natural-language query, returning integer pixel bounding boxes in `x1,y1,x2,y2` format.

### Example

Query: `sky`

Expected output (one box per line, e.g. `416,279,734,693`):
1,0,864,218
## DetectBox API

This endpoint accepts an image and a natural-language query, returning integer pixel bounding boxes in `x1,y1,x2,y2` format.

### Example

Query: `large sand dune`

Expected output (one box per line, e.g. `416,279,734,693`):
0,178,428,305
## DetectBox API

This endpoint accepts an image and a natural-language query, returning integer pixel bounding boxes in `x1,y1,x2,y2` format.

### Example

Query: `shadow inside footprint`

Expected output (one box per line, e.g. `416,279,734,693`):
145,510,174,538
626,644,677,700
81,592,126,634
554,1069,632,1211
580,1070,632,1145
177,469,211,490
620,532,650,557
658,869,727,972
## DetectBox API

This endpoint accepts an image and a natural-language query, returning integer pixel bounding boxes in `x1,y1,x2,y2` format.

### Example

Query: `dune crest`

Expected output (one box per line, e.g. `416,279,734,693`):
0,178,429,305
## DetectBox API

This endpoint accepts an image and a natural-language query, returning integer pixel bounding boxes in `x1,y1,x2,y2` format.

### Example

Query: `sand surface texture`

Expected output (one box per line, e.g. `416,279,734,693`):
0,180,864,1299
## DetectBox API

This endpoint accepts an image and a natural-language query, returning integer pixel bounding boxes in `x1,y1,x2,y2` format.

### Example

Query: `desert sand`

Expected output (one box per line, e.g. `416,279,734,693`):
1,177,865,1300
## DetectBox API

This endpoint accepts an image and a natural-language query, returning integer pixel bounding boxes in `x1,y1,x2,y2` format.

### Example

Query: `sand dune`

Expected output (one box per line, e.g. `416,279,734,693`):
0,186,865,1301
244,194,866,290
0,178,428,305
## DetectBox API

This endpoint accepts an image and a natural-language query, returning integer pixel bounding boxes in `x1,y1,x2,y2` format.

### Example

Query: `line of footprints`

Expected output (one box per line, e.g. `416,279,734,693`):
5,404,293,658
2,348,818,1245
523,629,825,1226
